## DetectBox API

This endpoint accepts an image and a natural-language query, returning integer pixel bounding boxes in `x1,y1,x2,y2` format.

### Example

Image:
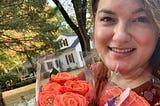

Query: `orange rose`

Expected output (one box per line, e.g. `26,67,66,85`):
50,72,78,85
99,86,150,106
122,91,150,106
53,92,88,106
99,86,122,106
38,91,58,106
60,80,89,95
42,82,61,93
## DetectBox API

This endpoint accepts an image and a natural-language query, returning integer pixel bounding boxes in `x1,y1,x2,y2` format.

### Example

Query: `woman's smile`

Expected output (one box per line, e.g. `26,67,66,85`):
108,47,135,54
108,46,136,59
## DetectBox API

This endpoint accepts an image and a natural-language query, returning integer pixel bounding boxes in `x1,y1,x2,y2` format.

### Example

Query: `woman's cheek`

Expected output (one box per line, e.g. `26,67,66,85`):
95,30,111,46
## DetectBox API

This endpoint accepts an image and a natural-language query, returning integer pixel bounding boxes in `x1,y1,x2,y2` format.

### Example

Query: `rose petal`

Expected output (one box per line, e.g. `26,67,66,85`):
38,91,58,106
60,80,89,95
42,82,61,93
122,91,150,106
99,86,123,106
53,92,88,106
50,72,78,85
99,86,150,106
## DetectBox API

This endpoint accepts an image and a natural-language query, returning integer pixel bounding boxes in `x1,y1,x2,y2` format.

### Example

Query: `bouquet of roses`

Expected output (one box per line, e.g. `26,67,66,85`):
38,72,95,106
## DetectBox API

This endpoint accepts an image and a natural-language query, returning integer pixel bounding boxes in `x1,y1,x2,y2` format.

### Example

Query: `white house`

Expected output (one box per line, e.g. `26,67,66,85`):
44,34,94,72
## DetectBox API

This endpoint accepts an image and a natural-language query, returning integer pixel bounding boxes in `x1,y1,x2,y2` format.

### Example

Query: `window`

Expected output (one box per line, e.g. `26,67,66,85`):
71,53,75,63
64,39,68,46
58,39,68,48
46,61,53,70
58,39,63,48
65,53,75,64
68,55,72,62
65,55,69,65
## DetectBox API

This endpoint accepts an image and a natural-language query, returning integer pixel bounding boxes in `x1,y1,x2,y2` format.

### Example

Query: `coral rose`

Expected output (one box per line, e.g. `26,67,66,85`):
53,92,88,106
42,82,61,93
99,86,150,106
50,72,78,85
60,80,89,95
38,91,57,106
99,86,122,106
122,91,150,106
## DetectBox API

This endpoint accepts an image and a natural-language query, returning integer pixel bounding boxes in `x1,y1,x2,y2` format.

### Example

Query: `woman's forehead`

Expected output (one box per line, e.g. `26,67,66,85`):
96,0,145,14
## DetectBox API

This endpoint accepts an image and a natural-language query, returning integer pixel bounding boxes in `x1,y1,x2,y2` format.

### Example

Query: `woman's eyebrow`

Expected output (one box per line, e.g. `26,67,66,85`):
97,9,115,15
97,8,145,14
132,8,145,14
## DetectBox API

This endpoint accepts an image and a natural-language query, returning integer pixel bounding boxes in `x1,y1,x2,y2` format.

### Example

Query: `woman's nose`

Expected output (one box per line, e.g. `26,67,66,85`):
113,22,131,43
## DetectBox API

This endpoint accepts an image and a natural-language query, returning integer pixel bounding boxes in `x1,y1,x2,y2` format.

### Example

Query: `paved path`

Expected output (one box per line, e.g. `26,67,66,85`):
2,70,82,106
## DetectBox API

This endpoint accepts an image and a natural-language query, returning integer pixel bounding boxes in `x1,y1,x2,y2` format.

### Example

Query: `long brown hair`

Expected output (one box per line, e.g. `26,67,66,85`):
143,0,160,79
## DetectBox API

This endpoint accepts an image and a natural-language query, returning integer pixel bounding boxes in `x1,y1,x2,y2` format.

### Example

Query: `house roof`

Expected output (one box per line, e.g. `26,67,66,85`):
60,38,79,52
57,33,76,39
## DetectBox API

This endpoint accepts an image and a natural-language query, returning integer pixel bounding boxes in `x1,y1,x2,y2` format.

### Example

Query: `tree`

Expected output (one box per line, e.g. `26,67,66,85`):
0,48,21,73
0,0,61,72
52,0,92,52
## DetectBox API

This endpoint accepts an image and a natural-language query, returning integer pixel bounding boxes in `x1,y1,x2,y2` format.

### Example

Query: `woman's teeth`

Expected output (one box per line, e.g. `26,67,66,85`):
111,48,134,53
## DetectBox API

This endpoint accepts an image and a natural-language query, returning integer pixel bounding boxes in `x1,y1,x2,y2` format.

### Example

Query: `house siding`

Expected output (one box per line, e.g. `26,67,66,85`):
43,34,93,72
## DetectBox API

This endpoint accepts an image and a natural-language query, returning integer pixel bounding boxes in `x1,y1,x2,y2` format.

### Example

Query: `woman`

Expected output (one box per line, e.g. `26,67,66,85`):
78,0,160,105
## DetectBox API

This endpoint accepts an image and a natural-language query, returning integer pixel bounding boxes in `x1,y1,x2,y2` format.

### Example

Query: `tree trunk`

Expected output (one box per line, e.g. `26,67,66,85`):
52,0,91,52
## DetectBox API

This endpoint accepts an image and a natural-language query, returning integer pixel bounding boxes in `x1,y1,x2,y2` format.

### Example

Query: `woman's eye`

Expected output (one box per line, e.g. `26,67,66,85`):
133,16,149,23
101,17,114,22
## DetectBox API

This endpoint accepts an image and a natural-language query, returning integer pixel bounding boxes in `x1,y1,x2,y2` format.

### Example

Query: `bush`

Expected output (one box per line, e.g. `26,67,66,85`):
13,77,36,89
0,72,20,90
0,72,36,91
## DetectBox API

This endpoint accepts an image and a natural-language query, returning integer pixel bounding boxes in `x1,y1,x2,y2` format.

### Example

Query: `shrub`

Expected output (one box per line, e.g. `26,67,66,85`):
13,77,36,89
0,72,20,90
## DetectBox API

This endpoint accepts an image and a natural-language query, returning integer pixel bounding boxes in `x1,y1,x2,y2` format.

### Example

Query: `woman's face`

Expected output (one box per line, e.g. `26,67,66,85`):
94,0,159,74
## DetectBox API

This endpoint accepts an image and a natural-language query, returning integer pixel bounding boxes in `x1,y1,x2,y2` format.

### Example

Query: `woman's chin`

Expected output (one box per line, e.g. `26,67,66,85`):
107,63,130,74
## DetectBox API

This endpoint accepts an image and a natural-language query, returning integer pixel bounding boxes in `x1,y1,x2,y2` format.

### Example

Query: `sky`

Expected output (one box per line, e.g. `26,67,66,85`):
47,0,56,7
47,0,74,15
